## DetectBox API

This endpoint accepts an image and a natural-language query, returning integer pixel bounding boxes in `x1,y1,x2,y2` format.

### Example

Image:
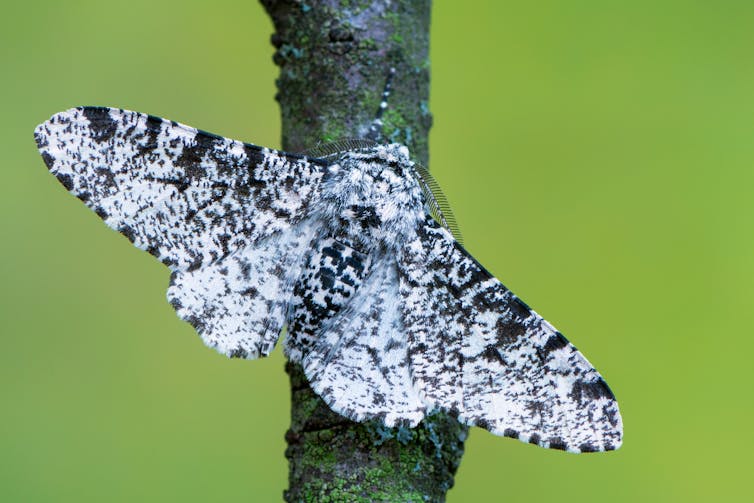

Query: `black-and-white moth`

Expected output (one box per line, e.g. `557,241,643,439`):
35,106,622,453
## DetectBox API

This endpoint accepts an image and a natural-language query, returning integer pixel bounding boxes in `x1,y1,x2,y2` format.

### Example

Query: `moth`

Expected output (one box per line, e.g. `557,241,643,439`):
35,106,622,453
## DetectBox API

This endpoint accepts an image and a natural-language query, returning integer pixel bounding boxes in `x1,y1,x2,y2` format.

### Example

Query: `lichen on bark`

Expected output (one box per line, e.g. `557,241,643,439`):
261,0,433,164
284,364,466,502
260,0,468,501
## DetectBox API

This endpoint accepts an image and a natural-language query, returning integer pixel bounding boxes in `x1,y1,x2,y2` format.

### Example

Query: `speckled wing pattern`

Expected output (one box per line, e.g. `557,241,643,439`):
35,107,324,357
167,220,319,357
35,107,622,453
300,254,426,428
399,216,622,452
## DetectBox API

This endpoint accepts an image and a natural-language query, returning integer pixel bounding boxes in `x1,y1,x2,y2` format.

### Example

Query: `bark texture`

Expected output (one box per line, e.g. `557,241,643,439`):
259,1,468,501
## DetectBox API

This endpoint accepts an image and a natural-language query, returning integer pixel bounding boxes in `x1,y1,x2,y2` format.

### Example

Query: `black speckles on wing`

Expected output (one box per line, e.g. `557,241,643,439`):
285,236,371,362
398,216,623,453
299,255,426,427
34,107,324,272
168,219,318,359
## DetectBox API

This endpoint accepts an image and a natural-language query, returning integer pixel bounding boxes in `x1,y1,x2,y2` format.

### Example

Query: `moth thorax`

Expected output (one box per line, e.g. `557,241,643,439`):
322,146,424,248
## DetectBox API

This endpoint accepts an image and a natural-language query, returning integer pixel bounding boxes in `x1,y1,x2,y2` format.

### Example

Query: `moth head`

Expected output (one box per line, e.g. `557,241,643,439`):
378,143,411,163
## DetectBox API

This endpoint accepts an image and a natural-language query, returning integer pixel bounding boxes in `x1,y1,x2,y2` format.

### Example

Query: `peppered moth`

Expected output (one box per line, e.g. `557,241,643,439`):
35,106,623,453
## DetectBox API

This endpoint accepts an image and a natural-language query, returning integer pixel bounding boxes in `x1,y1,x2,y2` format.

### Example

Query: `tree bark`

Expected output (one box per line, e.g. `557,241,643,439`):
259,1,468,501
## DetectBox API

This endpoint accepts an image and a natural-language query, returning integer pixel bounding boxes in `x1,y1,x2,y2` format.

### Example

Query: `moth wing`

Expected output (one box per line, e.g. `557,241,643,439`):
398,216,623,453
300,255,426,427
168,218,318,358
35,107,324,272
35,107,326,358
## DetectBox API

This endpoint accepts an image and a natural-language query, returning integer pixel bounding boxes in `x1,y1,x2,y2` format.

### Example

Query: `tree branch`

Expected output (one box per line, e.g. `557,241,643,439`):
260,1,468,500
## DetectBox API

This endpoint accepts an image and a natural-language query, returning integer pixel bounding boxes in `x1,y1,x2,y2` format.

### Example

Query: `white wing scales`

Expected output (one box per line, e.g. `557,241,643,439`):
398,217,622,452
301,255,426,428
35,107,323,272
35,107,325,359
168,220,318,358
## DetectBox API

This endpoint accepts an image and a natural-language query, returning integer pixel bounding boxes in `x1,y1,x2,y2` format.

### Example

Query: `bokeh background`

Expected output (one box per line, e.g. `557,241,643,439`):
2,1,752,501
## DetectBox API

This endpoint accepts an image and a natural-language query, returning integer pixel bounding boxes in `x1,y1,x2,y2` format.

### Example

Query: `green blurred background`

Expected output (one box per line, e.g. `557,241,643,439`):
2,1,752,501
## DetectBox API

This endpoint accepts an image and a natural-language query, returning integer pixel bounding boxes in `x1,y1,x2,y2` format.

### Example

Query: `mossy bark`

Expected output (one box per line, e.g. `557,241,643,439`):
261,0,433,164
260,1,468,501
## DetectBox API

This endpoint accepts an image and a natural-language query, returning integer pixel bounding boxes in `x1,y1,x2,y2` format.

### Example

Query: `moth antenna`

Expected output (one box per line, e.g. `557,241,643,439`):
365,67,396,143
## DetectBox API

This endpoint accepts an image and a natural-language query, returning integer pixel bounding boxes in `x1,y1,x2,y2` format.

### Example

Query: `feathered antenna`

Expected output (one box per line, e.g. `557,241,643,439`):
300,139,379,160
412,164,463,245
